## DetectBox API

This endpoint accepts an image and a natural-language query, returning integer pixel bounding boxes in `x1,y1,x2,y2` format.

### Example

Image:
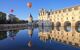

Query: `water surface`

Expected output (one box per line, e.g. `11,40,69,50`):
0,27,80,50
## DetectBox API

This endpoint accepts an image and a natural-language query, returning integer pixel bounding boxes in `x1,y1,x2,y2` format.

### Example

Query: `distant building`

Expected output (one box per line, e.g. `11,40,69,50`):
8,14,19,23
8,14,16,22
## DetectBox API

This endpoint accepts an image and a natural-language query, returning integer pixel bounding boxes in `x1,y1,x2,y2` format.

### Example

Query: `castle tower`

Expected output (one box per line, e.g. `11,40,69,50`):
28,13,33,23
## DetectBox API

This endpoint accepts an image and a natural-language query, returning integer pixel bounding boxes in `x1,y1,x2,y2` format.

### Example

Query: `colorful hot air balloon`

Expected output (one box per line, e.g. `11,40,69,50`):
10,9,14,13
27,2,32,8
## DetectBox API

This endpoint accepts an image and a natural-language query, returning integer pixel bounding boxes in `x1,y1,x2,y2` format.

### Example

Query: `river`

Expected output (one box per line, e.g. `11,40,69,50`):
0,27,80,50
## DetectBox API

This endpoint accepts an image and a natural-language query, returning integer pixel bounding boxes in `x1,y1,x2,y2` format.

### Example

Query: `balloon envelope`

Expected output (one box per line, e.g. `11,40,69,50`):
27,2,32,8
10,9,14,13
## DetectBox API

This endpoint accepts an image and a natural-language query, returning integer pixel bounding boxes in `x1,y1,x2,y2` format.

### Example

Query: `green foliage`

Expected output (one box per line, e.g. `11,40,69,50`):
0,12,6,24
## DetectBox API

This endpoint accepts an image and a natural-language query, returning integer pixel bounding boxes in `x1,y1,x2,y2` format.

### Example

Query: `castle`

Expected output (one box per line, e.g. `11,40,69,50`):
38,5,80,32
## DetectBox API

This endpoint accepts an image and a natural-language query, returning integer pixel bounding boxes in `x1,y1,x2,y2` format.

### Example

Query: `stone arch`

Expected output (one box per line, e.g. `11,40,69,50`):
75,21,80,33
64,21,71,32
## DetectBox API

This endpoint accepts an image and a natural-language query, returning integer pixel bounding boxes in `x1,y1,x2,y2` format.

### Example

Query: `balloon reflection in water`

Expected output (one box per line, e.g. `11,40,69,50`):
28,40,32,47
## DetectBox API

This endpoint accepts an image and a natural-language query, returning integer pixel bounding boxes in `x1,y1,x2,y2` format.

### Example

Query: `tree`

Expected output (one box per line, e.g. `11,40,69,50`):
0,12,6,24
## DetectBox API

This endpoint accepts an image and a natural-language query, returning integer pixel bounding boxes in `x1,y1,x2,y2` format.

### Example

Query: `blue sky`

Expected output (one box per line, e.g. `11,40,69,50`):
0,0,80,20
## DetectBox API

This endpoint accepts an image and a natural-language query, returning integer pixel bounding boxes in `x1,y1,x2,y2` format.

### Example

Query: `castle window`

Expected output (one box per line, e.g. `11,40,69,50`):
48,12,50,15
79,16,80,19
72,17,74,19
53,12,55,14
79,11,80,14
74,7,78,10
61,33,63,35
67,17,68,20
43,12,44,15
66,13,68,15
79,34,80,37
57,18,59,20
50,19,52,21
59,10,61,13
68,8,72,11
55,11,57,14
61,18,63,20
72,34,74,36
63,9,66,12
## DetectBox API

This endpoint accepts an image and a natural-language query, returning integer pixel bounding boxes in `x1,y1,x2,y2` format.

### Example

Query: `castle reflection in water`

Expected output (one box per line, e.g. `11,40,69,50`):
0,26,80,48
38,26,80,47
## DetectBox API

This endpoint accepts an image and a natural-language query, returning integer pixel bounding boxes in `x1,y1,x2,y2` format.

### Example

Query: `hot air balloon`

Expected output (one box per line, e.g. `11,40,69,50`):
27,2,32,8
10,9,14,13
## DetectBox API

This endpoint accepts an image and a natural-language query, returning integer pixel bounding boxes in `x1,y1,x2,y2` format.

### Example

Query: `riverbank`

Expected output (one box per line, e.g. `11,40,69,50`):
0,24,27,31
